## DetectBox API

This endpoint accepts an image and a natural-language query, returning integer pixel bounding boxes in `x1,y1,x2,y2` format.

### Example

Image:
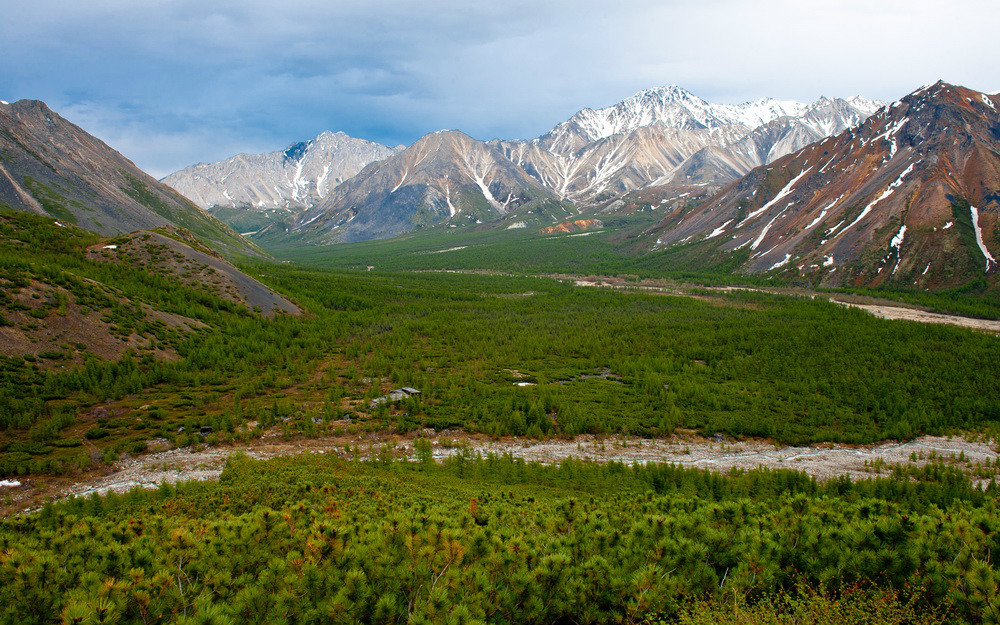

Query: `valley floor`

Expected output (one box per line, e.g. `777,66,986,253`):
412,269,1000,331
551,274,1000,332
3,431,995,516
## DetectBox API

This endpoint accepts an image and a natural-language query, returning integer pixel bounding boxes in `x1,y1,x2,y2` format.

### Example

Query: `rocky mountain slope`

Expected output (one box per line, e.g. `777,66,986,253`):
286,130,573,244
647,81,1000,288
0,100,259,257
162,131,401,227
87,227,299,316
498,86,881,204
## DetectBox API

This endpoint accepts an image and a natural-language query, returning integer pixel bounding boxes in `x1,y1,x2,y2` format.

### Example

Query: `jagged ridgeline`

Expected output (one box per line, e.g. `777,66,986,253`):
0,100,262,258
161,86,881,245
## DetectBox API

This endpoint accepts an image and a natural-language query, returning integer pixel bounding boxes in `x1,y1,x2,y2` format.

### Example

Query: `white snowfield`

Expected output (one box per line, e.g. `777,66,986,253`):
706,219,734,239
970,205,997,271
890,225,907,249
804,197,842,231
749,202,794,251
768,253,792,270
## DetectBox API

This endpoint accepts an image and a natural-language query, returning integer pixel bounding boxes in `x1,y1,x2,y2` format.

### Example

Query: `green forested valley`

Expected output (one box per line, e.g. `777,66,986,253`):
2,212,999,476
2,211,1000,623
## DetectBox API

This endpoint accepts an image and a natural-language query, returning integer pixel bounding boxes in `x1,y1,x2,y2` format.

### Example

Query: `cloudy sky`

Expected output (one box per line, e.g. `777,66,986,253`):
3,0,996,178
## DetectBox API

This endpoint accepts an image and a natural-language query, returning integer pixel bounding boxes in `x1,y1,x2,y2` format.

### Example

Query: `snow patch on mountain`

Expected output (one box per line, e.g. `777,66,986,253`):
832,163,915,239
769,253,792,270
706,219,734,239
741,168,811,225
750,202,793,250
804,197,842,230
890,225,907,249
970,205,996,271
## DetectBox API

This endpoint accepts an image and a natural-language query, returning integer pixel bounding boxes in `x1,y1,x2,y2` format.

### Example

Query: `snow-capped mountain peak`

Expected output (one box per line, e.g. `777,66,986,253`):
508,86,883,203
166,84,885,244
847,95,882,111
541,86,882,152
163,131,401,211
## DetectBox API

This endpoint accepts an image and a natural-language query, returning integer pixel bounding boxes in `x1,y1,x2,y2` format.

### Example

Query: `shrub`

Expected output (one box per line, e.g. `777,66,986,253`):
84,427,110,440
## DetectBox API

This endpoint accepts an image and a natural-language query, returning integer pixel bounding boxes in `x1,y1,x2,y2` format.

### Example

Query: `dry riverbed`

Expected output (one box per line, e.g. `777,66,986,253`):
2,433,996,516
554,275,1000,333
832,301,1000,331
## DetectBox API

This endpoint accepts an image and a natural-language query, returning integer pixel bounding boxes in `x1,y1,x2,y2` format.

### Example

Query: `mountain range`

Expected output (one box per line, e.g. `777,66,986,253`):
162,86,881,243
286,129,576,244
495,87,880,203
2,81,996,292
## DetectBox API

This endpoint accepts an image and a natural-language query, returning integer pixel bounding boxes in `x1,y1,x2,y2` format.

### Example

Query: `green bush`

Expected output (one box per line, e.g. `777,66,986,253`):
84,427,110,440
51,438,82,448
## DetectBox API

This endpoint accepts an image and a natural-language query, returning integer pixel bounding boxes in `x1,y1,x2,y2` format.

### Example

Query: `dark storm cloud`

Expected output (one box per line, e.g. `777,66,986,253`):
2,0,995,177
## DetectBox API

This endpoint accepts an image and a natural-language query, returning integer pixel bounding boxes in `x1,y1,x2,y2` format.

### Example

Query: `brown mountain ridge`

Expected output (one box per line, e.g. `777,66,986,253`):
0,100,260,257
647,81,1000,289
